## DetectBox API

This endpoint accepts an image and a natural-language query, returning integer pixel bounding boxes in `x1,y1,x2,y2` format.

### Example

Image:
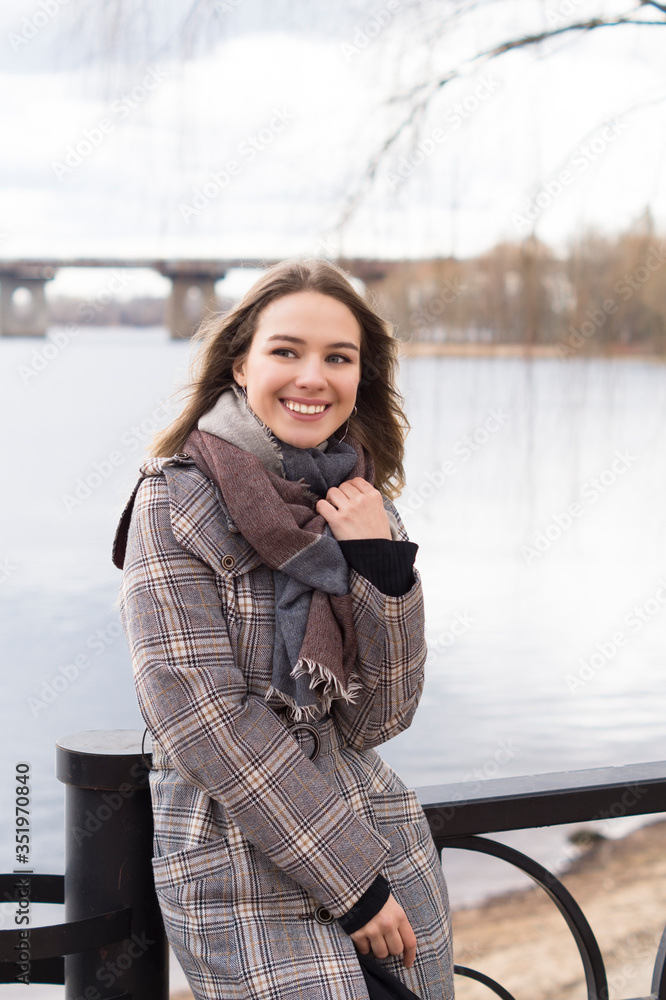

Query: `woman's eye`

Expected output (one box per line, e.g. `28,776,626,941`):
271,348,297,358
327,354,352,364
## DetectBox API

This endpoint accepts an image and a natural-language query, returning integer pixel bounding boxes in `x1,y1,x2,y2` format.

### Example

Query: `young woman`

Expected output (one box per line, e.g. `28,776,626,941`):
113,259,454,1000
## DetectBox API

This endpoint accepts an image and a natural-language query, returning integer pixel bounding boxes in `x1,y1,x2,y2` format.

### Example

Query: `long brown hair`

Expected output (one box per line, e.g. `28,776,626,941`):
151,258,408,498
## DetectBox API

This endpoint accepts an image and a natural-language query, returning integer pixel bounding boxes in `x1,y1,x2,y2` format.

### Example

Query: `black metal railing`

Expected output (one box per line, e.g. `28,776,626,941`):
0,731,166,1000
419,762,666,1000
1,733,664,1000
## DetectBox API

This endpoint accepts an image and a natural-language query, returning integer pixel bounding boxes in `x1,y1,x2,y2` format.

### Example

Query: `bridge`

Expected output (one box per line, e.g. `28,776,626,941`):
0,257,402,338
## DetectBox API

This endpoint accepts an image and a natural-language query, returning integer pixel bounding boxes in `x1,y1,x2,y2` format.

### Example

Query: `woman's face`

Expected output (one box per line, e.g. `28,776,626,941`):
233,290,362,449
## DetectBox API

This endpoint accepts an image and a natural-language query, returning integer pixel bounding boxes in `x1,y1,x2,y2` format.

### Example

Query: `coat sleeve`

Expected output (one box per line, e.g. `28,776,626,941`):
118,474,390,916
331,500,427,751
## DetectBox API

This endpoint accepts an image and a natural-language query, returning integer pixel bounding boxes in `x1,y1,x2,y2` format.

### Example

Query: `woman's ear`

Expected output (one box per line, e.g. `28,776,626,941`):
232,365,246,388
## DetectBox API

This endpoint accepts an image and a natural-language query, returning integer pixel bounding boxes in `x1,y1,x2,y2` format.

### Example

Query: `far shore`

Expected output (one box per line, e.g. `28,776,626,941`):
397,340,665,360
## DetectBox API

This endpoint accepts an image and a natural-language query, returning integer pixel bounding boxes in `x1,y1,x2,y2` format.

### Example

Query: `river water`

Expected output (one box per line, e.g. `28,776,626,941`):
1,327,665,995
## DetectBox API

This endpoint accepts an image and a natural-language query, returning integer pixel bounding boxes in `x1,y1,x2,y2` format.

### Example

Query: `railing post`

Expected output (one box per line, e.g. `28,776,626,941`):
56,730,168,1000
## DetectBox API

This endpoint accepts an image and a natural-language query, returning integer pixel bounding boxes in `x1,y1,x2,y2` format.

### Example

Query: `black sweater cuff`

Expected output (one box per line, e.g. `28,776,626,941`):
337,874,391,934
338,539,418,597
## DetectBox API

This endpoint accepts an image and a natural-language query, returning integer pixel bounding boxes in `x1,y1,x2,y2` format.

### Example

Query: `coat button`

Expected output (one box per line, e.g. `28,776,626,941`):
314,905,334,925
174,452,190,460
222,554,236,571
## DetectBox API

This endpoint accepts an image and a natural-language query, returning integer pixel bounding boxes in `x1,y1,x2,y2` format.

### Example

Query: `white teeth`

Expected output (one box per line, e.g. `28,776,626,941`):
284,400,327,414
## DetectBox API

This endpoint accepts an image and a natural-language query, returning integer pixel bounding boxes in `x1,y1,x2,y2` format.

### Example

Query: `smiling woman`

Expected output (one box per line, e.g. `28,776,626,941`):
112,258,454,1000
233,290,362,449
150,257,408,498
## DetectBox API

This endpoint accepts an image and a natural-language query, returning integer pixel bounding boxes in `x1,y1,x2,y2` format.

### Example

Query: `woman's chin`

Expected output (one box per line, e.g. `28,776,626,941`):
272,413,337,447
276,427,331,449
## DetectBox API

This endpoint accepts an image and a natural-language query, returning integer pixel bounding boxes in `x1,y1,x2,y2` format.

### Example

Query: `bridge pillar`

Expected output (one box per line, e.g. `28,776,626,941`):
0,274,52,337
167,275,220,339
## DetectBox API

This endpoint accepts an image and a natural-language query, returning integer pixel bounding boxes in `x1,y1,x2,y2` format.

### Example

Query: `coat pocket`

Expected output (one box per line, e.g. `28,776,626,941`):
369,786,427,833
369,787,438,886
152,836,233,891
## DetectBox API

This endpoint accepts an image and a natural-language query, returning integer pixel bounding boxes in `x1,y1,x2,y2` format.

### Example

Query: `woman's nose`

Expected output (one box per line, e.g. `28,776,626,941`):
294,357,327,388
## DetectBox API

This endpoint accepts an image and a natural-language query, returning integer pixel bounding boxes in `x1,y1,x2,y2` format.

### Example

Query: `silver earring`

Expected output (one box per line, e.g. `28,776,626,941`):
339,405,358,442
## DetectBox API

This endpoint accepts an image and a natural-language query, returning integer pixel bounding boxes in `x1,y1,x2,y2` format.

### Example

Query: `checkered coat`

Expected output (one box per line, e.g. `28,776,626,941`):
117,453,454,1000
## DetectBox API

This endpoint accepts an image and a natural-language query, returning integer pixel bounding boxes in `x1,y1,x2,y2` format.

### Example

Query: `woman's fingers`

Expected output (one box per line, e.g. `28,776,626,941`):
315,479,391,541
349,894,417,968
322,481,367,507
336,477,375,497
400,920,417,968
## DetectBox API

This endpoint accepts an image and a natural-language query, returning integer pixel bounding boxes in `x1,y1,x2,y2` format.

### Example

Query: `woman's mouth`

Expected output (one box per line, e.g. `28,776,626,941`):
280,398,332,420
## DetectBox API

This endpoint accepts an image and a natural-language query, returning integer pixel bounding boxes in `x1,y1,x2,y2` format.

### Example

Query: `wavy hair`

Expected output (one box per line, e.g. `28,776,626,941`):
150,258,408,498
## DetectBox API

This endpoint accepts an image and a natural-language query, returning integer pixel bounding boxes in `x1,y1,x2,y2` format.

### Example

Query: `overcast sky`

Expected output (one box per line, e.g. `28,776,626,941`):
1,0,665,297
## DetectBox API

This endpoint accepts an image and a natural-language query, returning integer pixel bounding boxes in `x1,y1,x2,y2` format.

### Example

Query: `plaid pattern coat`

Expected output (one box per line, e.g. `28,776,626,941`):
117,453,454,1000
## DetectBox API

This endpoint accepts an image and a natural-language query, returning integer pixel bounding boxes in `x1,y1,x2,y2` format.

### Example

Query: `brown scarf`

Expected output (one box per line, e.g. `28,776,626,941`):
183,411,375,720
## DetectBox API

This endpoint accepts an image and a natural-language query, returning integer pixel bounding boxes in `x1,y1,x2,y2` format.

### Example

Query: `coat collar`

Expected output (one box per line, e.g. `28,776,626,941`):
112,453,263,573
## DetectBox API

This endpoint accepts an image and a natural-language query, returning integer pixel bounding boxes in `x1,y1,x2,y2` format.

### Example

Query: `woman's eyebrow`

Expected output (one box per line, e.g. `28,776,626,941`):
265,334,360,352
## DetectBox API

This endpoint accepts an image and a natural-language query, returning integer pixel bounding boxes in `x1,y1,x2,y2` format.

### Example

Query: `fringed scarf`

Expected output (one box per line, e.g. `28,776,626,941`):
184,386,375,720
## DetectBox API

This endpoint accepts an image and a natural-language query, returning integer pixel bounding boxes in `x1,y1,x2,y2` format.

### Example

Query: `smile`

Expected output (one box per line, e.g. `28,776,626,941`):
281,400,330,415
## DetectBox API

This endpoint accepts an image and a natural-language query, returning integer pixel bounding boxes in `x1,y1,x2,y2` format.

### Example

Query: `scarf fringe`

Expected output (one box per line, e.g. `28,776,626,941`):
265,687,322,723
292,658,363,705
265,666,364,724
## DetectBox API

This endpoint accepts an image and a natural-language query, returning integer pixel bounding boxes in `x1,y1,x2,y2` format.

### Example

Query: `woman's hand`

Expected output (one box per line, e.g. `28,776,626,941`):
316,478,391,541
350,893,417,968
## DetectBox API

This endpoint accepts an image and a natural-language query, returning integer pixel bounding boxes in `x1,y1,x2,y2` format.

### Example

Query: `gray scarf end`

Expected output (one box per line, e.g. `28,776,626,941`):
266,667,364,723
292,658,362,707
265,687,321,723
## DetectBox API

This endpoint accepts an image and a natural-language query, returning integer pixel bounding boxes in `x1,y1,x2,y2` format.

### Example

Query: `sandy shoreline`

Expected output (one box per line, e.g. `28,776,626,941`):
451,819,666,1000
169,820,666,1000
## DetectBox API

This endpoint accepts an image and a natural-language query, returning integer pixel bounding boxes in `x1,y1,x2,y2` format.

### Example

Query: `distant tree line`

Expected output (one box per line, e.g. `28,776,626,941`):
376,220,666,355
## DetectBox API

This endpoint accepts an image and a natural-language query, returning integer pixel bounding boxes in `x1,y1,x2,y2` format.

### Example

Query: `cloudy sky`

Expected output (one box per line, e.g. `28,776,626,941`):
1,0,665,297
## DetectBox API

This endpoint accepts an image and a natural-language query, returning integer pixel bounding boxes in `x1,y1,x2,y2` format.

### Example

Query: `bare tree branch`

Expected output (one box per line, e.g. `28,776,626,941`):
336,3,666,232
